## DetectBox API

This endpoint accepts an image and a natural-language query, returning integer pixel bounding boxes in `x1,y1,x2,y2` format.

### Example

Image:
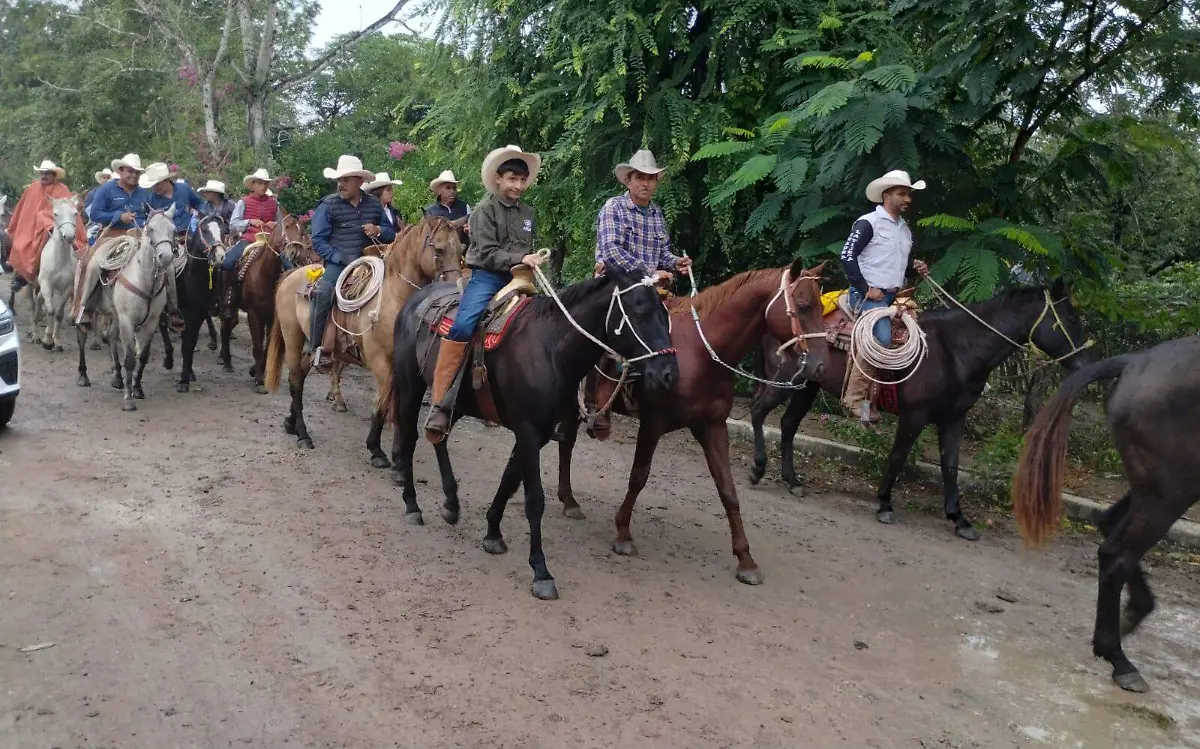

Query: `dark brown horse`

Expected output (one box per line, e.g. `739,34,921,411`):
747,280,1093,540
1013,335,1200,693
218,215,317,393
555,260,828,586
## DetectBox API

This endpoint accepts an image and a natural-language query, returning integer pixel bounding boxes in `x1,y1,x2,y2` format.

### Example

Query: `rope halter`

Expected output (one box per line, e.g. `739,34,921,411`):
765,268,827,361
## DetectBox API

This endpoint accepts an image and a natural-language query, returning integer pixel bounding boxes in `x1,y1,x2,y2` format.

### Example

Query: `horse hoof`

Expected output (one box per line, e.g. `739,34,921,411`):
41,340,54,351
222,363,234,373
248,365,257,378
531,579,559,601
207,341,217,351
563,505,586,520
254,384,268,395
877,510,896,525
110,378,123,390
54,344,64,352
736,567,765,586
298,438,314,450
612,540,638,557
325,390,334,401
404,512,425,526
748,468,764,485
89,342,101,351
283,419,296,435
441,506,459,526
1114,670,1150,693
176,382,190,393
955,525,981,542
76,374,90,388
163,358,174,371
370,455,391,469
482,537,508,555
390,469,404,486
332,401,347,413
132,386,145,400
121,400,137,412
787,483,806,497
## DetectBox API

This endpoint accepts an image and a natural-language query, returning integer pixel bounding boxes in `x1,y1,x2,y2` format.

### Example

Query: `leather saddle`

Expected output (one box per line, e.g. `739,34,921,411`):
415,266,536,353
823,287,919,352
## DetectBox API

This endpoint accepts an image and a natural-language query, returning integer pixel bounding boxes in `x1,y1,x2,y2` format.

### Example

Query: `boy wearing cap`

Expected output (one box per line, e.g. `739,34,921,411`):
424,146,543,443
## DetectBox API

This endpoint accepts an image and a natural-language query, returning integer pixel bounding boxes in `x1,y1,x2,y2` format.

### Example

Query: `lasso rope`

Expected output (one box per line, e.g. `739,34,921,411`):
847,305,928,384
331,255,387,338
96,236,139,272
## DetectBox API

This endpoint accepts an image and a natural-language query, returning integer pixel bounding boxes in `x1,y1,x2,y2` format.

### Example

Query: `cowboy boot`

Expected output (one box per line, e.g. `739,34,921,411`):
307,291,334,374
842,356,880,424
424,339,470,443
587,374,619,442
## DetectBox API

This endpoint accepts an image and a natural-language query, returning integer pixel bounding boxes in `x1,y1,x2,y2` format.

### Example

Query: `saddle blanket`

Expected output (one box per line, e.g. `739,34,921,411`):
433,297,530,352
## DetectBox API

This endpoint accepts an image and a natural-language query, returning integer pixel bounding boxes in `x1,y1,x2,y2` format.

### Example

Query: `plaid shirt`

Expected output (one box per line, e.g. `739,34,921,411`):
594,192,677,273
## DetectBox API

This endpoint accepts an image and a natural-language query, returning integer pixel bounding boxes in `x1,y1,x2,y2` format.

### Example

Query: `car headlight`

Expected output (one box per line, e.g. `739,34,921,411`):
0,309,13,336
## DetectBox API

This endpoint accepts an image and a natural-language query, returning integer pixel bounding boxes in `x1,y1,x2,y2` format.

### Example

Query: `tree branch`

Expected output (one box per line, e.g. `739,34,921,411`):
35,77,81,93
273,0,413,92
205,0,236,83
65,12,141,39
254,0,278,88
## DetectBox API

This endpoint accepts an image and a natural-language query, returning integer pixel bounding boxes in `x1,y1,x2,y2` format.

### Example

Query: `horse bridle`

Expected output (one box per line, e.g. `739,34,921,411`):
397,218,463,288
766,268,826,361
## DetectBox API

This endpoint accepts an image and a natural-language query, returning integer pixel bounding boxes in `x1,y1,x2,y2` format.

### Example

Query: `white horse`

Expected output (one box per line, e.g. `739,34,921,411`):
76,207,176,410
35,197,79,351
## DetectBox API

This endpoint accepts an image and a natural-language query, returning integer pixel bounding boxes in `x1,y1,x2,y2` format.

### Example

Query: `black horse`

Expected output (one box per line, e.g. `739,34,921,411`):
748,280,1093,539
388,263,679,600
1014,335,1200,693
163,214,225,392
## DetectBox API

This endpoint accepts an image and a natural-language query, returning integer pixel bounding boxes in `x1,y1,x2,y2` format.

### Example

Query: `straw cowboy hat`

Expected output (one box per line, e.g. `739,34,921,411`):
198,179,227,197
364,172,403,193
34,160,65,178
111,153,145,172
865,170,926,203
615,149,666,184
243,168,275,188
322,155,375,182
138,162,172,189
94,167,113,184
481,145,541,194
428,169,462,192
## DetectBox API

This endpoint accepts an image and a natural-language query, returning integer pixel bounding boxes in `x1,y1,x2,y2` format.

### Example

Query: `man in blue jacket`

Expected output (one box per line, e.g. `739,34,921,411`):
307,155,395,369
75,153,151,325
140,162,205,236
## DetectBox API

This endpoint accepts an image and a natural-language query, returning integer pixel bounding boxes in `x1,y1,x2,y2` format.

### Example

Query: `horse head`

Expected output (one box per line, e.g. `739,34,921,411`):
600,262,679,392
279,214,319,266
422,216,467,283
193,214,227,266
51,197,78,242
144,208,177,270
769,258,828,380
1029,278,1094,371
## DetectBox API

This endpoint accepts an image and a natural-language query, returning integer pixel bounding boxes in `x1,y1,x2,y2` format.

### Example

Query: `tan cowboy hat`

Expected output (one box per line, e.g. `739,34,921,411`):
615,149,665,184
428,169,462,192
34,160,65,178
111,153,145,172
364,172,403,192
198,179,226,197
481,145,541,194
322,155,374,181
865,170,926,203
243,168,274,188
94,167,113,184
138,162,172,189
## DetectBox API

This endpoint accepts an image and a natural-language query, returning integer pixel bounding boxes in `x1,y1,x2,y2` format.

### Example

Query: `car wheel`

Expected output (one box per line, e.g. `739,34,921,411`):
0,399,14,428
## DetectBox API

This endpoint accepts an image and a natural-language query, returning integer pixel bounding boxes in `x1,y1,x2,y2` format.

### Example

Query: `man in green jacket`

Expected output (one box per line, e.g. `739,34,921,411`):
424,145,545,443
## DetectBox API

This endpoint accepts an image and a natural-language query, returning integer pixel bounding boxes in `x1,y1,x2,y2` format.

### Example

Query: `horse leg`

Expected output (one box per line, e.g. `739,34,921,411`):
51,291,68,352
692,421,762,584
391,373,426,523
76,324,91,387
37,283,54,349
1094,493,1154,636
556,409,586,519
286,363,315,449
514,426,557,600
159,312,175,371
875,415,927,525
483,448,524,555
365,366,391,467
206,314,218,350
748,384,789,486
327,361,348,412
218,312,235,372
120,329,137,411
433,441,460,525
248,310,269,393
934,416,978,540
132,325,153,400
109,326,124,391
612,422,663,557
779,386,819,495
177,309,201,392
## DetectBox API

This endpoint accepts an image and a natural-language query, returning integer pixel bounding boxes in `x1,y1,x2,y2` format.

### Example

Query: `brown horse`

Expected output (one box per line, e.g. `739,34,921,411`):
555,260,828,585
218,215,317,393
1013,335,1200,693
264,214,466,465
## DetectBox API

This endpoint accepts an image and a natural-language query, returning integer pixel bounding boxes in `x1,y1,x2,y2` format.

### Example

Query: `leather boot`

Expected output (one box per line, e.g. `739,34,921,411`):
842,356,880,424
307,290,334,373
587,373,618,441
425,339,469,443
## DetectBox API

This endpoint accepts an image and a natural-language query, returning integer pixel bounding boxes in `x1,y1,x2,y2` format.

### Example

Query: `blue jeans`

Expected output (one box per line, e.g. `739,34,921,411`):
315,262,347,302
222,240,249,271
447,268,511,342
849,287,897,346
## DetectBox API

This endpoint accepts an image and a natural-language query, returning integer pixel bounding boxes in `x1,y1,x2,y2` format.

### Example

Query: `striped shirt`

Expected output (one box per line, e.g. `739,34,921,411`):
595,192,677,273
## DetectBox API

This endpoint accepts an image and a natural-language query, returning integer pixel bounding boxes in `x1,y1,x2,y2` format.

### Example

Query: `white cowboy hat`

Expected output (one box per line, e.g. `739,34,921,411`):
364,172,403,193
481,145,541,195
94,167,113,184
428,169,462,192
322,155,374,182
615,149,666,184
266,189,275,197
34,160,65,178
111,153,144,172
198,179,227,196
243,168,274,188
865,170,926,203
138,162,172,189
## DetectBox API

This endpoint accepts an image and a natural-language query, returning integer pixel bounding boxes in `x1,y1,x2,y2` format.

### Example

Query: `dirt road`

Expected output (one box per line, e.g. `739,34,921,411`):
1,311,1197,748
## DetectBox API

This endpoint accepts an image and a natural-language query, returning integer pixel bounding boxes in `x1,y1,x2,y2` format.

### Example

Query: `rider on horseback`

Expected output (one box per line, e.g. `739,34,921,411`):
197,180,235,234
424,170,471,221
423,145,544,443
7,159,85,301
222,169,284,276
584,149,691,440
307,155,395,369
839,170,930,423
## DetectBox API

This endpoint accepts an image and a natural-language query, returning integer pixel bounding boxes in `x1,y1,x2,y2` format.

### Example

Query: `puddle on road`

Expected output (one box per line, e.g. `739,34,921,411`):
958,618,1200,748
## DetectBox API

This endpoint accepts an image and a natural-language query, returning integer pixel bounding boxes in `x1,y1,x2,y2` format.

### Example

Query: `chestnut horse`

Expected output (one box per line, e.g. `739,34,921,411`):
264,214,465,465
218,215,318,393
555,260,828,586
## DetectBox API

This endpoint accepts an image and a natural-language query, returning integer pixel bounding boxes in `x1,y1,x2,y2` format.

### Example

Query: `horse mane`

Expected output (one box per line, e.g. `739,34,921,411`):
385,216,432,272
525,274,611,323
919,285,1046,323
665,267,780,319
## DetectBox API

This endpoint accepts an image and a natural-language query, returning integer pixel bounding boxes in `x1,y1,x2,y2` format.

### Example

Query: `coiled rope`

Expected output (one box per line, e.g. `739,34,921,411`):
96,236,139,272
331,255,387,338
847,304,928,384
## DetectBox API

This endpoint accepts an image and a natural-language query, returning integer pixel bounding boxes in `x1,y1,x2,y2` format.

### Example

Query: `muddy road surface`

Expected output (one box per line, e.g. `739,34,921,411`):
1,312,1198,748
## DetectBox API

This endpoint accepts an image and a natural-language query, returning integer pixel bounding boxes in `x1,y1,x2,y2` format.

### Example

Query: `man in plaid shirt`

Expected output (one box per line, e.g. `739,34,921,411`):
585,149,691,440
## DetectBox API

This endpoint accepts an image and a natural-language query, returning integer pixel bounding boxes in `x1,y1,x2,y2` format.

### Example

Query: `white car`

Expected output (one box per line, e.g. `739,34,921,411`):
0,296,18,428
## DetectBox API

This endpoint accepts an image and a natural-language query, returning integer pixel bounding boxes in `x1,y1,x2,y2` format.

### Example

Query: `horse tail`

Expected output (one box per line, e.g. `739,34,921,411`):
1012,354,1133,546
264,314,285,393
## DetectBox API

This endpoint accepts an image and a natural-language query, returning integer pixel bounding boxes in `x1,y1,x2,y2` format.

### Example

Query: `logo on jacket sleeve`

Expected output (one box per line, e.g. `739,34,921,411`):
522,219,533,234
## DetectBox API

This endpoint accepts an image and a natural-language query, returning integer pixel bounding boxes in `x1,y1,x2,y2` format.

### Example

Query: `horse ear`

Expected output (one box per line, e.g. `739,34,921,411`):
805,260,827,278
450,216,468,229
788,256,808,280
